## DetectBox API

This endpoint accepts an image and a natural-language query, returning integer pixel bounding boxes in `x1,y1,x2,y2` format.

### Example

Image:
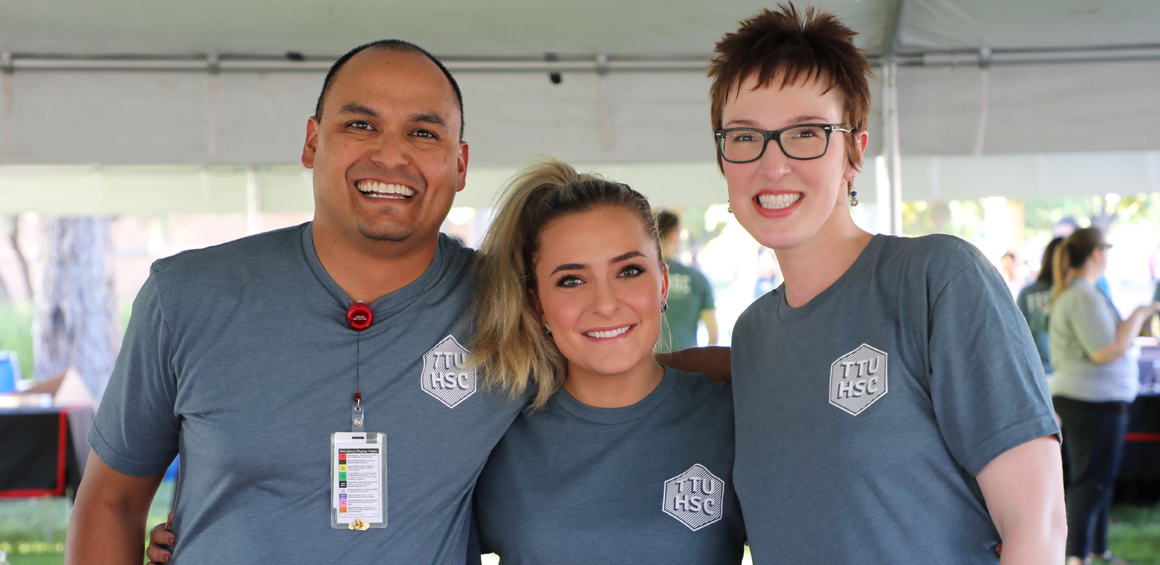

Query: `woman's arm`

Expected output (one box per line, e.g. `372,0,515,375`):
977,436,1067,565
1089,303,1159,364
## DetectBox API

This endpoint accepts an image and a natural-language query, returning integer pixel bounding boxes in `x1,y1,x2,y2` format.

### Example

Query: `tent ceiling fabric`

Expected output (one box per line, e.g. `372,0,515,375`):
0,0,892,57
0,0,1157,176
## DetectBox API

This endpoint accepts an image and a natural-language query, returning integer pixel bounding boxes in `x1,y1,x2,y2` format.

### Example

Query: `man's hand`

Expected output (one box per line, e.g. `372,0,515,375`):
657,346,731,383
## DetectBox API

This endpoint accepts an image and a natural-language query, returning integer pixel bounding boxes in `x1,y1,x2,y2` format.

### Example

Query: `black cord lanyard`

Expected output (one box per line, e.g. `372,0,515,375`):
345,301,373,431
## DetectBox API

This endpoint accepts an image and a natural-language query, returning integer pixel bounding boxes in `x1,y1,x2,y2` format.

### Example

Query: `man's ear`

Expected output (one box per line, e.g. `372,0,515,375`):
301,117,320,169
455,141,469,192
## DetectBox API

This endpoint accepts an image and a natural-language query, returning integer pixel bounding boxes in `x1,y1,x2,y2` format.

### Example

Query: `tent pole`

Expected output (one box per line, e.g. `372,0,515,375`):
881,58,903,236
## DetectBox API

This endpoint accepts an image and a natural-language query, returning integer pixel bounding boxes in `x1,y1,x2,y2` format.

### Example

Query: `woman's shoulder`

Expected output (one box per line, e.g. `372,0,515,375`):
1055,279,1100,306
880,233,983,266
873,233,990,290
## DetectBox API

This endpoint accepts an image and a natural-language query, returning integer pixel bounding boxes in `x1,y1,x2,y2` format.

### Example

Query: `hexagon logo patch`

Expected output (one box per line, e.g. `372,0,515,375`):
421,335,476,408
829,343,888,416
662,464,724,531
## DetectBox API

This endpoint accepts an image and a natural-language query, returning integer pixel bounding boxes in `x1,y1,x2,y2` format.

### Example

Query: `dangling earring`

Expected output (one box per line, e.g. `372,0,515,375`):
543,323,551,334
727,200,733,214
848,181,859,207
661,301,668,313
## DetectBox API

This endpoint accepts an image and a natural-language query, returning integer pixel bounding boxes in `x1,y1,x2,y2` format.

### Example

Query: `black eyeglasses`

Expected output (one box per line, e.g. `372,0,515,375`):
714,123,851,163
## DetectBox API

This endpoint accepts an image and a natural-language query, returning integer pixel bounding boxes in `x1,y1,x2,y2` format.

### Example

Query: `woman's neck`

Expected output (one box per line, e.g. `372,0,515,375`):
776,212,874,308
563,358,665,409
1075,264,1103,285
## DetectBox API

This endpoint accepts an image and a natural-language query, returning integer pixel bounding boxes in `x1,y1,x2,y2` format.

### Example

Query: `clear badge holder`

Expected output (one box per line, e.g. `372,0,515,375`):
330,402,387,530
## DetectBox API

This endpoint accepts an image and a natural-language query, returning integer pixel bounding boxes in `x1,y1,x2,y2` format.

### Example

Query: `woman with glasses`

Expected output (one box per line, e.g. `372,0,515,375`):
712,5,1065,564
1049,228,1158,565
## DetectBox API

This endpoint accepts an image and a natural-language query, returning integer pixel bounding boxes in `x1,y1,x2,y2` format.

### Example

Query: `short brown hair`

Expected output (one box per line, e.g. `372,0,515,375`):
708,3,872,172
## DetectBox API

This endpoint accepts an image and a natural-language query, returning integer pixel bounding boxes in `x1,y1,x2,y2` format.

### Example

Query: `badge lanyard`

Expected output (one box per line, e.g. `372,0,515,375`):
330,301,388,531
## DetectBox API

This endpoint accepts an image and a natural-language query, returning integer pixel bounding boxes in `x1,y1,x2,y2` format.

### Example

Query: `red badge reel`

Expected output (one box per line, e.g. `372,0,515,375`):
346,301,373,332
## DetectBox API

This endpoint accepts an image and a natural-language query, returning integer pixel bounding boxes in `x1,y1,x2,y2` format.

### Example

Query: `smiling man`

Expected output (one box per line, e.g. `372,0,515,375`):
65,41,525,564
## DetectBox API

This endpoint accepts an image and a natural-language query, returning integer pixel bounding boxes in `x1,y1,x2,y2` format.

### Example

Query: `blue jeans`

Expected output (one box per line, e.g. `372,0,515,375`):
1053,396,1130,559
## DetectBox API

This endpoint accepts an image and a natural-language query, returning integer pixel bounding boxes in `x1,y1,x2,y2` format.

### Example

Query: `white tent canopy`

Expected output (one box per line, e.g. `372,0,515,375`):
1,0,1158,210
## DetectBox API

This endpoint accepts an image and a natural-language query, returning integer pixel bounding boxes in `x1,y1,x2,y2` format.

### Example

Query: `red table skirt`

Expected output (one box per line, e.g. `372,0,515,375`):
0,405,93,498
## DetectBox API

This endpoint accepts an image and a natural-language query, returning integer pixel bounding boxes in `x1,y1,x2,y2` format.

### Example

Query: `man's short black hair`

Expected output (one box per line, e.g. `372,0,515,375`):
314,39,465,140
656,210,680,239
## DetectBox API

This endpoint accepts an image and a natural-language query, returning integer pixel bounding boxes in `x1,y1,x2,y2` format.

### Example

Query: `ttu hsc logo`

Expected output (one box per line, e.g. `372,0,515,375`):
421,335,477,408
829,344,888,416
663,464,724,531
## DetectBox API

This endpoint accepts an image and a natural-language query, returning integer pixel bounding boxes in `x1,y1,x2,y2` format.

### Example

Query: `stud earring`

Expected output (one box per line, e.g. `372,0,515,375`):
543,323,551,334
848,182,859,207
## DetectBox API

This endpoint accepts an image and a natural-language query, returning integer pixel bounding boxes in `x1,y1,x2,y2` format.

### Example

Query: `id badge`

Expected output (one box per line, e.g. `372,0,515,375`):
330,431,387,530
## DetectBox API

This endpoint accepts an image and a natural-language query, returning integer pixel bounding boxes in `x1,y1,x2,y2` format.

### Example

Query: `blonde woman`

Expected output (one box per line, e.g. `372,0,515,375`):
1049,227,1159,565
468,159,745,563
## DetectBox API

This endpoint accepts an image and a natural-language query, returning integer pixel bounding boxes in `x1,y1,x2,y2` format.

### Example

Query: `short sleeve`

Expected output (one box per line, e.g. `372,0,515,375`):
88,270,181,477
695,271,715,312
927,258,1059,476
1065,288,1118,357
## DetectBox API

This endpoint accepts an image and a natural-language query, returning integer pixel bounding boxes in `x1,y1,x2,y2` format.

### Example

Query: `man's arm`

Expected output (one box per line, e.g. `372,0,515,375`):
699,309,719,346
657,346,731,383
65,450,165,565
977,436,1067,565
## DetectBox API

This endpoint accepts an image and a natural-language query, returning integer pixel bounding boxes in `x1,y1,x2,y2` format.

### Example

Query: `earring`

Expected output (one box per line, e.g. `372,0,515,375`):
848,182,859,207
543,322,551,334
727,200,733,214
661,301,668,313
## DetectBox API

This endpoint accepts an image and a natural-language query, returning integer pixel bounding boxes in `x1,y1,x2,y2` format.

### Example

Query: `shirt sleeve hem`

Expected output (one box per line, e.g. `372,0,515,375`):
961,414,1061,477
88,424,174,478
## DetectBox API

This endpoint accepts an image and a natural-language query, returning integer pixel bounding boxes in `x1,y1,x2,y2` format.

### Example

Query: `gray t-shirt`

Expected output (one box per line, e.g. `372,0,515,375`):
1049,278,1139,402
731,234,1057,564
89,224,524,563
474,366,745,564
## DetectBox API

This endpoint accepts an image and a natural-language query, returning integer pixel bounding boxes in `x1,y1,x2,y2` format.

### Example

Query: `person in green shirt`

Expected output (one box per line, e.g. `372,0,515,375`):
655,211,717,352
1017,237,1064,375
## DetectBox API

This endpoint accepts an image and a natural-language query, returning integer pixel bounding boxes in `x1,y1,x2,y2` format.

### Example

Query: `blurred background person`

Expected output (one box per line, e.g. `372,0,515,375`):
754,246,781,299
1018,237,1064,376
1001,251,1027,298
656,211,717,352
1049,227,1160,565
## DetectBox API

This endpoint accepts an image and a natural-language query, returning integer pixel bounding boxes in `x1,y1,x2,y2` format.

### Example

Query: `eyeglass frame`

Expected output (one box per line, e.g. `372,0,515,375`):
714,123,852,164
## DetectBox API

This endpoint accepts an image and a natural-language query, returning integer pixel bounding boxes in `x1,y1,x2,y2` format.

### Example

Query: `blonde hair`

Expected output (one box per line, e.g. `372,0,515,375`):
469,158,660,409
1051,227,1105,302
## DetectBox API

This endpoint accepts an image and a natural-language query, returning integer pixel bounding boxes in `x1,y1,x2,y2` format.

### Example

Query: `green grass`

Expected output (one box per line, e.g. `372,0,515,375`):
1109,504,1160,565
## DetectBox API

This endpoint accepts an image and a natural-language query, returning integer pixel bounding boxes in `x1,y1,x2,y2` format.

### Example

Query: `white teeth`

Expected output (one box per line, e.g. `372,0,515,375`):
585,326,631,339
757,193,801,210
356,180,415,199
